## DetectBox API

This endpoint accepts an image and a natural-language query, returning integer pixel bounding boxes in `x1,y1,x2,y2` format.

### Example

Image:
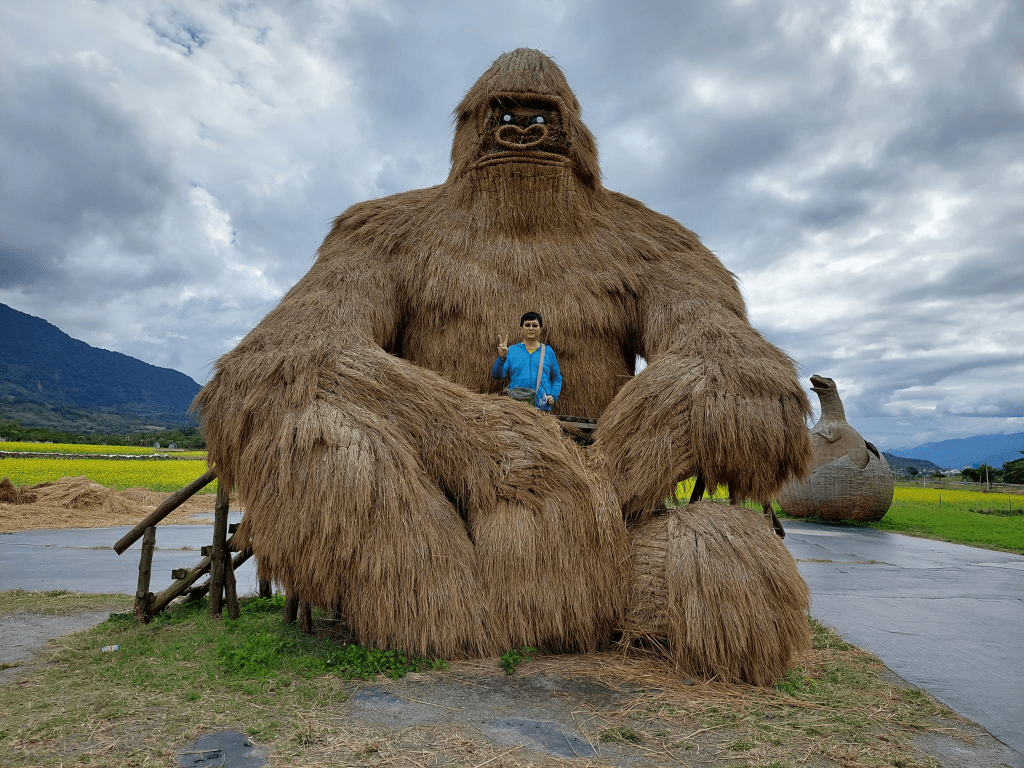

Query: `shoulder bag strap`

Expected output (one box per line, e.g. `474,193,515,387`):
535,344,546,394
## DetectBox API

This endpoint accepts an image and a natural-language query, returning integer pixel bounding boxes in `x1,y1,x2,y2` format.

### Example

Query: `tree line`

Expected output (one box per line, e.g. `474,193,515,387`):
0,420,206,450
959,454,1024,485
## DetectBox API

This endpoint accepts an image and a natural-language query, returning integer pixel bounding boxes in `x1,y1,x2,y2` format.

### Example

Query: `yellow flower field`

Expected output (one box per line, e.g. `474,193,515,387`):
0,441,206,458
893,485,1013,506
0,458,216,494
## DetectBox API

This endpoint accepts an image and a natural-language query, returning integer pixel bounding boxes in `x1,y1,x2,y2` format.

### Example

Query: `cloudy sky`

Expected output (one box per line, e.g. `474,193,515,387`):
1,0,1021,450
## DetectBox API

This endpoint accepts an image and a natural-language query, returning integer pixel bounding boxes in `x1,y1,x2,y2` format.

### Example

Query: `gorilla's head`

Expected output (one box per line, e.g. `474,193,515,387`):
449,49,601,189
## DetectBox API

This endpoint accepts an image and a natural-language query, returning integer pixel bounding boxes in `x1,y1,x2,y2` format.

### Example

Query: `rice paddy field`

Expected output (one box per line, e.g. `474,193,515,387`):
0,457,215,494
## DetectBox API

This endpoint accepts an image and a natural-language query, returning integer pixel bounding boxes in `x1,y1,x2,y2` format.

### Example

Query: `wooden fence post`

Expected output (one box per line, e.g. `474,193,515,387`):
223,550,241,620
134,526,157,623
209,482,230,618
150,545,247,614
258,577,273,599
283,591,299,624
113,468,217,555
298,600,312,634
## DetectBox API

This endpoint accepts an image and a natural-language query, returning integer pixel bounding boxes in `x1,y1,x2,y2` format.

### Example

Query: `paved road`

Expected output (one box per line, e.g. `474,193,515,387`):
784,521,1024,757
2,518,1021,759
0,513,258,595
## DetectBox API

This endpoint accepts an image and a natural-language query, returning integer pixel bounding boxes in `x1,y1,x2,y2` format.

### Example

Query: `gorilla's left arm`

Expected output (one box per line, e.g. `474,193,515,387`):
595,228,812,520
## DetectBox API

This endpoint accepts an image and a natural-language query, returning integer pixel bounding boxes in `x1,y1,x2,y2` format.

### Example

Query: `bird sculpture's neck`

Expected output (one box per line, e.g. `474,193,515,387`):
814,388,847,424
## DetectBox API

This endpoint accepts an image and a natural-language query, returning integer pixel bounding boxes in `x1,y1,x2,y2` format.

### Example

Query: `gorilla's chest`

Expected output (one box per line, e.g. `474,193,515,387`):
407,233,632,338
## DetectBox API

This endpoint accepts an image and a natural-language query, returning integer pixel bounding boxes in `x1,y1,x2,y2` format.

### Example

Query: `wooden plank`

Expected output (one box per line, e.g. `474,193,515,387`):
134,526,157,623
113,467,217,555
209,482,230,617
170,549,251,607
149,538,238,613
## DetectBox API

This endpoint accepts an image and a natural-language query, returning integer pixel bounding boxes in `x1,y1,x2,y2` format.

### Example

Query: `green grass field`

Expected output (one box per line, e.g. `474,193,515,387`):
0,592,966,768
855,486,1023,554
676,479,1024,555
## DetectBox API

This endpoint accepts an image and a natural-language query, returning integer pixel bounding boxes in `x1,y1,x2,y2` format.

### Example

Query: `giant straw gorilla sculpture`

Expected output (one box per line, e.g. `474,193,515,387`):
196,49,814,682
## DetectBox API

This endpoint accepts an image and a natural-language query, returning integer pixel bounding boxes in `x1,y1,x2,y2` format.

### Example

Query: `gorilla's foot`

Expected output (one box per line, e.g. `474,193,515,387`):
619,501,810,686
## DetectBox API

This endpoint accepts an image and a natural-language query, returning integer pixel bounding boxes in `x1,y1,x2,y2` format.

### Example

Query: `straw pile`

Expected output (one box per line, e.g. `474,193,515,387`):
0,476,217,532
194,48,812,672
619,501,811,685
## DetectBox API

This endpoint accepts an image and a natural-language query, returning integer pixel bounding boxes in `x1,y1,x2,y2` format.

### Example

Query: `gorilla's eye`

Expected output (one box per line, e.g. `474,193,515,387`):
529,115,546,125
500,113,516,125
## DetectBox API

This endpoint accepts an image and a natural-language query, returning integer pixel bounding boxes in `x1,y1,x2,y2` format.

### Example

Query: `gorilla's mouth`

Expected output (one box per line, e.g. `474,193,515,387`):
476,92,570,162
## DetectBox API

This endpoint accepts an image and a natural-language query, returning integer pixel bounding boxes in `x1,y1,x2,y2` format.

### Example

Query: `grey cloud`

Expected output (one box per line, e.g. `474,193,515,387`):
0,62,172,288
0,0,1020,446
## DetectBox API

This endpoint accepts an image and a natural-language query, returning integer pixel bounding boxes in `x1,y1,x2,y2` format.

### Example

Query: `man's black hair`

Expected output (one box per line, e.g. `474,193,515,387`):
520,311,543,327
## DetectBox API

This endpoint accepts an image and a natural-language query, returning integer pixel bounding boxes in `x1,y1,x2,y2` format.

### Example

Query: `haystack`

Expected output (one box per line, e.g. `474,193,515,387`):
1,476,32,504
195,49,812,671
620,501,811,685
0,476,218,532
0,475,135,512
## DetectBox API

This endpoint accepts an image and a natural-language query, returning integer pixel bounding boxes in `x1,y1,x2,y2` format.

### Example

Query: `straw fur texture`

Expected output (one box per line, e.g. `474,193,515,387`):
194,48,811,664
620,501,812,685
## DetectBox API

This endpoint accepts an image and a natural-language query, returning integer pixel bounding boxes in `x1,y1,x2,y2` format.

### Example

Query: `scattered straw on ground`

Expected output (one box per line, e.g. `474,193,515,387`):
0,476,221,532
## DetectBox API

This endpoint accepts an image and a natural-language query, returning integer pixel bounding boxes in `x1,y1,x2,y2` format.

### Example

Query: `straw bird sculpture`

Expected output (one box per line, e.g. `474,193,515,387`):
778,375,893,522
195,49,814,683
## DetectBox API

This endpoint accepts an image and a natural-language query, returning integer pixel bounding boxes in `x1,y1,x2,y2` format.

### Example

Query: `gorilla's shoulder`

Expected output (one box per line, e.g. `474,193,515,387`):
330,186,445,237
602,190,707,252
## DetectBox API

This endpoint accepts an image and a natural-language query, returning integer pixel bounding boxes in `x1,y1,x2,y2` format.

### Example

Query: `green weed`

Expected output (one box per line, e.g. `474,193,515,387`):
498,645,537,677
599,726,642,744
774,666,818,698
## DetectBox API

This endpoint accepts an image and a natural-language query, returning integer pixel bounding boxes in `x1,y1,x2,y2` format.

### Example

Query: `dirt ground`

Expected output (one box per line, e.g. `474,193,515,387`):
3,610,1022,768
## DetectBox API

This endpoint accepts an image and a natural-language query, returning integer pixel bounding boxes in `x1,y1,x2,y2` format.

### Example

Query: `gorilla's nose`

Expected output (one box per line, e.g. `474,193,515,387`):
495,123,548,150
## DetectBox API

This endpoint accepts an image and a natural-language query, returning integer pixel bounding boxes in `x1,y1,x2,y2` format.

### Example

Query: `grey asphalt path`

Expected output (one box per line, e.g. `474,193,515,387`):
784,520,1024,757
0,512,258,595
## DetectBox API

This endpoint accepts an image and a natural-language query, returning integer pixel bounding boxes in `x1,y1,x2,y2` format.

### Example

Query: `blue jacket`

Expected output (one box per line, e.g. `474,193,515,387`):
491,343,562,411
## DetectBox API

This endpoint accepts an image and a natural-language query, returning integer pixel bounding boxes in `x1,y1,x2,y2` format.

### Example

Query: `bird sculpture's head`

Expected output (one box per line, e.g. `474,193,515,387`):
448,48,601,189
810,375,837,394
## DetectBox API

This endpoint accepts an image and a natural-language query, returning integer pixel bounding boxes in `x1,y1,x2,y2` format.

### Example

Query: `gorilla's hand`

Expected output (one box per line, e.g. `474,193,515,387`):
596,324,812,521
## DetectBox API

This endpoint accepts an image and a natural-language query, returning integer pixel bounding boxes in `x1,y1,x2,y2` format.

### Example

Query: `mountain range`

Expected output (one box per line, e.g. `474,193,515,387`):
886,432,1024,470
0,302,201,432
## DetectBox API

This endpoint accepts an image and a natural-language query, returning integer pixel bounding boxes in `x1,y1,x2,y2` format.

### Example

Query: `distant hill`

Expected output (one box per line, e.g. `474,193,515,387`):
887,432,1024,470
881,453,943,474
0,303,201,432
